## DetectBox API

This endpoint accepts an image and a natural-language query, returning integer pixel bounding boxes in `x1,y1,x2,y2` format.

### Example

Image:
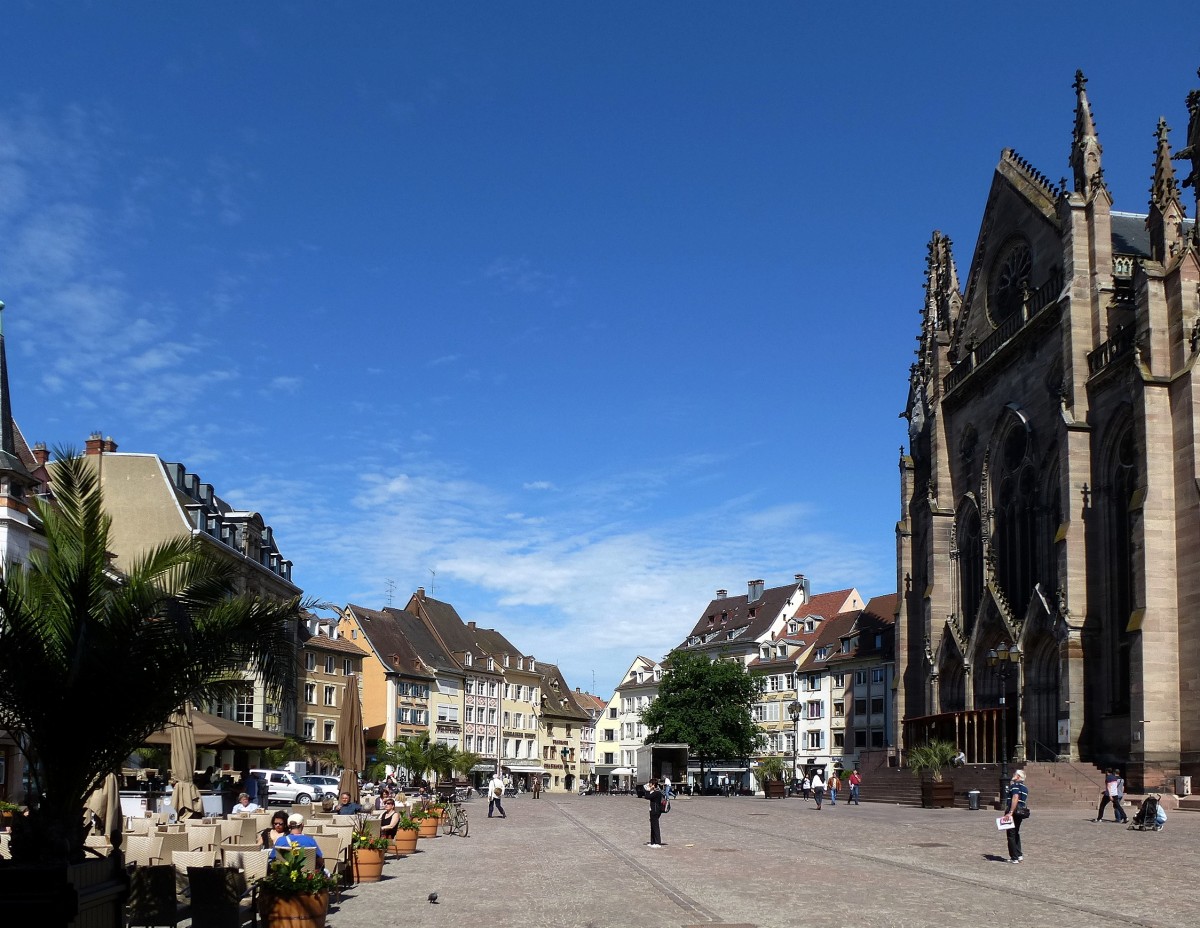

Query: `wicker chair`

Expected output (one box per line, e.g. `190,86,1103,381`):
126,865,182,927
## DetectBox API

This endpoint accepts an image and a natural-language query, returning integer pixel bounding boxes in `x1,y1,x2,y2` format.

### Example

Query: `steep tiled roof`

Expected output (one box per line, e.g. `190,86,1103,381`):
820,593,897,666
537,661,588,720
797,610,859,671
407,594,502,673
299,627,371,659
681,582,802,649
346,603,440,678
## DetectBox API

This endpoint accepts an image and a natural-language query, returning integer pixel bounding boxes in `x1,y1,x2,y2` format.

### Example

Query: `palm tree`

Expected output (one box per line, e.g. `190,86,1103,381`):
0,452,304,865
392,734,433,785
453,750,484,781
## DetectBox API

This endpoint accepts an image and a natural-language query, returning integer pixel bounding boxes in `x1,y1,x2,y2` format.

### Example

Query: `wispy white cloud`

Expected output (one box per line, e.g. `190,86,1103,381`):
522,480,556,491
484,257,576,308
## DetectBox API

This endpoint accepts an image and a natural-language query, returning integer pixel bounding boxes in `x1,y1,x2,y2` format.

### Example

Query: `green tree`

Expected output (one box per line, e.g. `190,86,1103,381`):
0,452,304,865
640,650,764,787
261,737,308,771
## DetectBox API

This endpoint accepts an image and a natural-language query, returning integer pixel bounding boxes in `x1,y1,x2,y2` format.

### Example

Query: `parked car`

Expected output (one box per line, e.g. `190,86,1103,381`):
298,774,341,799
249,768,315,805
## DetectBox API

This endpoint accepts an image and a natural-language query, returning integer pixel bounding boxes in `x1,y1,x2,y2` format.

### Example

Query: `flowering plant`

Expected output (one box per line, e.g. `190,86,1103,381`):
260,844,338,896
395,813,419,832
350,816,390,851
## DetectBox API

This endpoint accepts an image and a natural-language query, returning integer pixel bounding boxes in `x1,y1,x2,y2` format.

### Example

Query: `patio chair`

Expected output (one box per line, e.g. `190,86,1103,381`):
126,864,182,927
126,816,154,835
0,833,11,860
124,835,165,869
156,831,190,862
171,849,220,901
314,834,350,898
185,824,222,852
187,866,251,928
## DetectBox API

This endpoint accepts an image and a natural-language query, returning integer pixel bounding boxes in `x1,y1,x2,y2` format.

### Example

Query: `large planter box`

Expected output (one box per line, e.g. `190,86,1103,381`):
351,848,384,883
389,830,419,856
763,781,787,799
416,816,439,839
921,779,956,808
257,888,329,928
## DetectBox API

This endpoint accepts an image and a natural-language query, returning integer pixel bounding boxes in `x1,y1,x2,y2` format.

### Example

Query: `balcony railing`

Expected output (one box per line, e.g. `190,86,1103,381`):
1087,324,1140,377
945,268,1064,394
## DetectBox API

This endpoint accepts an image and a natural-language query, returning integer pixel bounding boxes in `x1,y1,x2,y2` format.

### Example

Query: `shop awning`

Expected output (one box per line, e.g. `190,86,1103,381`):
502,765,545,773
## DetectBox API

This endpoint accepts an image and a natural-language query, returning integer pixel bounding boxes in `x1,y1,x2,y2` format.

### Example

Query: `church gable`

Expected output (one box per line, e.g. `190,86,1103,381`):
953,152,1064,362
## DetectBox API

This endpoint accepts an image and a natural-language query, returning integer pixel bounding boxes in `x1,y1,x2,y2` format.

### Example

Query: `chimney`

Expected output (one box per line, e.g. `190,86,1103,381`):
416,587,425,599
103,435,118,453
85,431,104,455
468,621,476,629
795,574,810,604
32,443,50,466
748,579,764,604
716,589,728,599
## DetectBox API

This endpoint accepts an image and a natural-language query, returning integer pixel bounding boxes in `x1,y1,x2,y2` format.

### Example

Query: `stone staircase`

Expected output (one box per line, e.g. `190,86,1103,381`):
851,758,1107,809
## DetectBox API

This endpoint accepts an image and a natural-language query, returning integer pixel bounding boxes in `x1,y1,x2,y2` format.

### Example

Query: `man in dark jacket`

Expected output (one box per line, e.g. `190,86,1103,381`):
636,779,666,848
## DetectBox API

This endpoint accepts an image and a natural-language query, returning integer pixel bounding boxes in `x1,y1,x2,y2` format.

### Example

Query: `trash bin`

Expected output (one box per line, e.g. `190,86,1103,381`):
968,789,981,811
1176,776,1192,796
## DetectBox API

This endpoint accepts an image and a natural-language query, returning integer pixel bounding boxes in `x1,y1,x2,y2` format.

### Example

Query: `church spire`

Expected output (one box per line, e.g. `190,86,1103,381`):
1071,70,1104,196
1148,118,1187,262
0,301,34,480
1174,69,1200,243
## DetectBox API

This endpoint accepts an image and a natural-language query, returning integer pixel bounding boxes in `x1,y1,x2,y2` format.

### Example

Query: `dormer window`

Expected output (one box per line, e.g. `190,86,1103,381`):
816,646,829,661
777,644,786,658
463,652,473,667
788,620,798,635
487,657,495,671
760,645,770,659
805,619,815,633
841,640,851,654
503,654,510,667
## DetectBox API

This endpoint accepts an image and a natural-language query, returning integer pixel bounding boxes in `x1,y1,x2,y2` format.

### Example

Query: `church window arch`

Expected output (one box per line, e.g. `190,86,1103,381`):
956,497,983,639
991,408,1038,615
1101,421,1138,714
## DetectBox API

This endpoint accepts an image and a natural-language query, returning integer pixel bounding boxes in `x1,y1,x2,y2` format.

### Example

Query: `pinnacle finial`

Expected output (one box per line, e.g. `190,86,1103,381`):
1071,69,1103,195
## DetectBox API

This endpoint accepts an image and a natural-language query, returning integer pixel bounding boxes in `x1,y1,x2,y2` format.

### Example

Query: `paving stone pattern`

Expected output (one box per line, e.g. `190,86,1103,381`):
230,793,1200,928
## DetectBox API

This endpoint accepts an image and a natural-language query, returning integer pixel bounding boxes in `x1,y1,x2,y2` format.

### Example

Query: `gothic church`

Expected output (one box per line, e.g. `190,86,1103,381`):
898,70,1200,790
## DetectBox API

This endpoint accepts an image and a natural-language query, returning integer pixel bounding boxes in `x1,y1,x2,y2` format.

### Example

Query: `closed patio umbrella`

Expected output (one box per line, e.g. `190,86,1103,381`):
337,673,366,804
168,705,203,820
84,771,123,849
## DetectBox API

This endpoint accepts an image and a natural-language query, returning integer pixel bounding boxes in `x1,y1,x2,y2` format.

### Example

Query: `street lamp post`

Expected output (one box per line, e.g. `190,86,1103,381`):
560,746,570,789
987,641,1022,802
788,700,802,795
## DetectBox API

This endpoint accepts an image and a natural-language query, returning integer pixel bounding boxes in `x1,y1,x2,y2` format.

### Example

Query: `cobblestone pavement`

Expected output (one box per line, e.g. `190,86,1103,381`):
250,792,1200,928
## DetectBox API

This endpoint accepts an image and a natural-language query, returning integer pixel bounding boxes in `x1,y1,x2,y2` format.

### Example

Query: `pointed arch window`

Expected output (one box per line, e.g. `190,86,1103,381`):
1105,425,1137,714
993,413,1038,614
956,499,983,639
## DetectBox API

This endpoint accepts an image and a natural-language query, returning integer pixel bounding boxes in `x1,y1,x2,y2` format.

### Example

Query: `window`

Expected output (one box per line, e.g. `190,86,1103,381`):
235,687,254,725
872,668,886,684
513,712,523,729
854,671,867,686
609,707,618,719
833,700,845,718
487,708,497,725
833,732,845,748
464,679,474,694
777,644,786,658
398,682,410,697
806,700,823,720
502,738,511,758
323,721,335,742
854,730,867,748
305,653,316,671
788,620,798,635
604,729,615,741
805,730,823,750
854,698,867,716
840,640,851,654
503,712,511,728
325,656,335,674
486,737,495,755
487,657,494,671
604,752,615,765
304,684,316,705
870,697,885,715
488,681,497,697
323,686,335,707
437,704,459,723
503,654,510,668
871,730,885,748
399,708,410,724
832,673,845,689
463,652,473,667
343,658,352,675
806,674,822,691
351,629,357,639
504,684,511,699
465,706,474,723
816,646,829,661
303,719,315,739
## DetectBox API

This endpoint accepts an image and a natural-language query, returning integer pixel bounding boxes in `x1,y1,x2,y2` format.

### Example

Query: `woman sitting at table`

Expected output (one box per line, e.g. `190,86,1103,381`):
378,798,402,838
260,811,288,849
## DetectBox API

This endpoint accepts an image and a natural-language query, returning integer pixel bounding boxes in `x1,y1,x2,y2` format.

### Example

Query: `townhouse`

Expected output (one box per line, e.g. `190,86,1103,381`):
297,615,366,771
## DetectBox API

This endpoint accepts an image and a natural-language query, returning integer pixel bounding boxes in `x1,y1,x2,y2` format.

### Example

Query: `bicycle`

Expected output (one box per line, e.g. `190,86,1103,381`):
441,800,469,837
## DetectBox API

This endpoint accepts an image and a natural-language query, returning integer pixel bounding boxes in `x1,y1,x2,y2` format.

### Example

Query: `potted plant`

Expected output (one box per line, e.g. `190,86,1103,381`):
388,813,420,857
412,808,440,839
0,800,23,830
349,817,389,883
257,845,337,928
756,757,788,798
907,740,959,808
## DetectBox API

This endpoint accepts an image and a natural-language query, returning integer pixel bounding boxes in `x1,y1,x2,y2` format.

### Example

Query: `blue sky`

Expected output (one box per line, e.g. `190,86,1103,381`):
3,3,1197,695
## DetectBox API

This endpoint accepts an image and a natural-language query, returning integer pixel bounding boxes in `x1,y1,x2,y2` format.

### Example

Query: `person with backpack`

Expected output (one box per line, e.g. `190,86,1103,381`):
487,772,507,818
636,778,667,848
811,770,826,809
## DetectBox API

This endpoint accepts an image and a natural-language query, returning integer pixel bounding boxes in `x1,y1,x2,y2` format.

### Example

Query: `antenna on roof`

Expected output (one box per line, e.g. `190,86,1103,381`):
429,568,436,597
384,578,395,606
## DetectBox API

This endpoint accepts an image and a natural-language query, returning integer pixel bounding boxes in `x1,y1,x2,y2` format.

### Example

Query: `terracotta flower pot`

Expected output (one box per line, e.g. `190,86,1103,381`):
389,829,419,856
257,889,329,928
417,816,439,838
352,847,385,883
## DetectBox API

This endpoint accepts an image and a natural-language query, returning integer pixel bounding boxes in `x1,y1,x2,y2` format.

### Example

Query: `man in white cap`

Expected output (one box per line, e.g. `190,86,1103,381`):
269,813,324,871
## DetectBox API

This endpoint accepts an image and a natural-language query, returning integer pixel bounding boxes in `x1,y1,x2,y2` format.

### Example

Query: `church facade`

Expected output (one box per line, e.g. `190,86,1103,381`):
897,70,1200,790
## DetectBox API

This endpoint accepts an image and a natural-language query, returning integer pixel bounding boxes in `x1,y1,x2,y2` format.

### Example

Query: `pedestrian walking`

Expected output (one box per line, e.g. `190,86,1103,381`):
1094,769,1122,822
488,772,507,818
848,769,862,805
812,771,825,809
636,778,666,848
827,771,840,805
531,775,541,799
1113,771,1128,823
801,775,811,800
1001,769,1029,863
